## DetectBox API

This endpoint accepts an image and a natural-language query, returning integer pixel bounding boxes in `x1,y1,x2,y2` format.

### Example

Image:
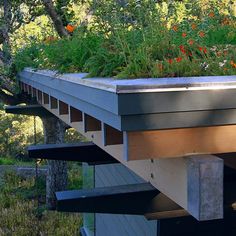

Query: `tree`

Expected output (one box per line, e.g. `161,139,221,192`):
0,0,79,209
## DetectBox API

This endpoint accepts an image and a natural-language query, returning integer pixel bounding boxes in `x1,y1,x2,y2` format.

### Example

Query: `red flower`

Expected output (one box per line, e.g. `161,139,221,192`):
182,32,187,38
198,31,205,38
176,57,183,63
167,59,173,64
188,39,194,45
179,45,186,54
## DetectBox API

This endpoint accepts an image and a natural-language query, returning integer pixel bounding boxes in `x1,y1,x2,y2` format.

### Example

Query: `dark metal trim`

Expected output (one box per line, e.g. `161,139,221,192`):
28,142,119,165
5,105,53,117
56,183,160,215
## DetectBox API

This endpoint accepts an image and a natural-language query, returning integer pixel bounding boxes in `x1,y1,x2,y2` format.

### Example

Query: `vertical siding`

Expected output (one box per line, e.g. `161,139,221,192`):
95,163,157,236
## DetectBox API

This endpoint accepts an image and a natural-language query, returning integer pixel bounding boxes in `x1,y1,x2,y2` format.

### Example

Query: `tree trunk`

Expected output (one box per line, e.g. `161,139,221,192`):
42,116,68,210
42,0,69,38
2,0,12,65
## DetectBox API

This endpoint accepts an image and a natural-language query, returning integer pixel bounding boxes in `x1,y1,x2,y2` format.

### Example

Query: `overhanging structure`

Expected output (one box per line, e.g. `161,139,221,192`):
18,68,236,220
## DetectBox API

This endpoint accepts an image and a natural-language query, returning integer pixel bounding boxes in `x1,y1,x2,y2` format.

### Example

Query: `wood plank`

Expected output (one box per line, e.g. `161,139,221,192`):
50,96,58,109
102,123,123,146
59,101,69,115
125,125,236,160
70,106,82,123
83,113,101,132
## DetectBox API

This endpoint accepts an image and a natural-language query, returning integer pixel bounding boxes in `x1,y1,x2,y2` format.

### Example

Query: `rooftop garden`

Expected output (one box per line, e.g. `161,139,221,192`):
14,1,236,79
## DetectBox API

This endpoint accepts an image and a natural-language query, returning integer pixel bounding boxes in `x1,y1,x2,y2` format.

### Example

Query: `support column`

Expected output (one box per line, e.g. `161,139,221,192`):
187,155,223,221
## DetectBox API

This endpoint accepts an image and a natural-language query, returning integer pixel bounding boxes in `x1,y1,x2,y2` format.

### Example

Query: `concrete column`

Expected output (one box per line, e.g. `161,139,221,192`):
187,155,223,221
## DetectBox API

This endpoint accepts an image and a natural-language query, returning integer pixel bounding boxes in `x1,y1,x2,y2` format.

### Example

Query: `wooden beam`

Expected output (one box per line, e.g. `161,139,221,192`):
28,142,119,165
124,125,236,160
50,96,58,109
5,105,53,117
102,123,123,146
56,183,160,215
59,101,69,115
70,106,82,123
83,113,101,132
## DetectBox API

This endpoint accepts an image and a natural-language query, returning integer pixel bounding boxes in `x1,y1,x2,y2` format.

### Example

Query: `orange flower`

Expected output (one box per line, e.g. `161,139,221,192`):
167,59,173,64
222,17,230,25
66,24,76,33
182,32,187,38
208,12,215,18
176,57,183,63
198,31,205,38
191,23,197,30
231,61,236,68
188,39,194,45
172,25,178,32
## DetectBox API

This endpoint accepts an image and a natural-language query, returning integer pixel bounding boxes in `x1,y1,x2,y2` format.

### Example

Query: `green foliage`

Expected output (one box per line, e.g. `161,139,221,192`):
0,109,43,158
0,166,82,235
0,158,15,165
13,1,236,78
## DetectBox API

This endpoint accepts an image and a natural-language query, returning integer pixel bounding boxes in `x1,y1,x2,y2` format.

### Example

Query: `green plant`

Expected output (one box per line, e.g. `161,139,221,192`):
0,167,82,235
13,1,236,78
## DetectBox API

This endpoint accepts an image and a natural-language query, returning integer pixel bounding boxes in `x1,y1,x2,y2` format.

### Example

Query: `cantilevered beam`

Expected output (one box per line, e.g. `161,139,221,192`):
28,142,119,165
56,167,236,220
5,105,53,117
56,183,188,218
56,183,161,215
